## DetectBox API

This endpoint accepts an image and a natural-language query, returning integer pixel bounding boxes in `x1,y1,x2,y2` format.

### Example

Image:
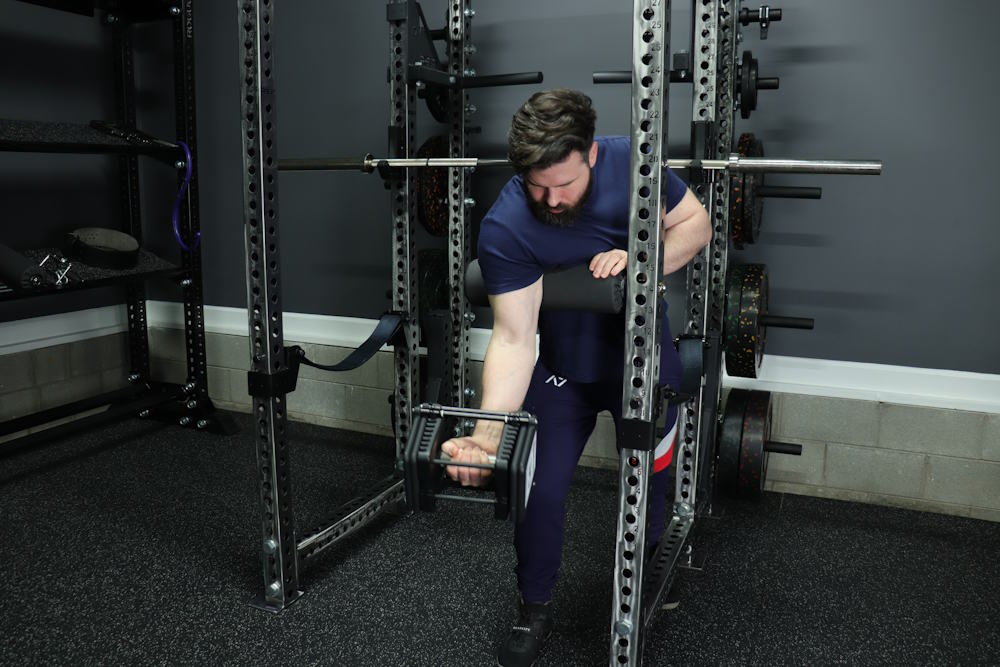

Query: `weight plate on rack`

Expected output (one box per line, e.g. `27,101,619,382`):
725,263,768,378
744,135,765,245
417,135,449,237
740,51,759,119
718,389,773,499
717,388,750,497
738,390,771,498
723,263,747,371
730,133,765,248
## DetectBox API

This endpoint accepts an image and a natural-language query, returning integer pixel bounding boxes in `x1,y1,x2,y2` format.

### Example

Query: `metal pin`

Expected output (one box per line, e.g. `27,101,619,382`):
55,263,73,285
38,254,51,267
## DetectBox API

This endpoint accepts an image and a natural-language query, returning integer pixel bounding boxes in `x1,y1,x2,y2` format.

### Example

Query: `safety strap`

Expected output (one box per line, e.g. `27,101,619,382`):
297,312,405,372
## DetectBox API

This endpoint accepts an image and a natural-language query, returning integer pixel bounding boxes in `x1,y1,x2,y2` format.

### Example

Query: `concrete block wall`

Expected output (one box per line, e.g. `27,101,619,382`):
4,329,997,524
0,334,130,443
765,394,1000,523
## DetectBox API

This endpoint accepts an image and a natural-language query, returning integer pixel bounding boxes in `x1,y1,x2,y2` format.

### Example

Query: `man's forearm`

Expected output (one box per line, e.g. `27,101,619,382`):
473,334,536,445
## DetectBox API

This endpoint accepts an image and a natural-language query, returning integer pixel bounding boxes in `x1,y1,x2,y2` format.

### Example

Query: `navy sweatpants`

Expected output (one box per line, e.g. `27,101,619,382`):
516,359,680,604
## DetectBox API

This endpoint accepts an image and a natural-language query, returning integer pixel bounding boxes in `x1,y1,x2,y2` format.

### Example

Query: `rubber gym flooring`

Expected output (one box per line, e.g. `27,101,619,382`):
2,411,998,666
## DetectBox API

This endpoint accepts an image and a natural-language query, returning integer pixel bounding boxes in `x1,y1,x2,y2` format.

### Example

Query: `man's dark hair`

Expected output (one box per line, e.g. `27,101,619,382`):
507,89,597,174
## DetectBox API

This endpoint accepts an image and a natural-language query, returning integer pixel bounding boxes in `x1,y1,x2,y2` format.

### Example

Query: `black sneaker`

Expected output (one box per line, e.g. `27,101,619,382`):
496,599,554,667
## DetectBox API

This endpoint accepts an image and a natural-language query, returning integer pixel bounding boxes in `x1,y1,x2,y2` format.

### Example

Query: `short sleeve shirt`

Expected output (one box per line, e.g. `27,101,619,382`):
477,135,688,383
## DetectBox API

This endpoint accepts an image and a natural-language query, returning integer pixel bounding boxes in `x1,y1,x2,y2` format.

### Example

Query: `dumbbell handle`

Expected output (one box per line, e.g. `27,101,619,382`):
435,494,494,504
765,441,802,455
432,456,496,470
757,185,822,200
760,315,814,330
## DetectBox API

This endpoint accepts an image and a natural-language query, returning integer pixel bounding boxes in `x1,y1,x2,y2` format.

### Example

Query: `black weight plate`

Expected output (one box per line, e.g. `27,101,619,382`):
417,135,449,237
723,263,747,376
745,135,765,245
418,248,450,312
677,336,704,397
718,388,750,497
729,133,756,248
738,390,772,498
740,51,757,119
733,264,767,378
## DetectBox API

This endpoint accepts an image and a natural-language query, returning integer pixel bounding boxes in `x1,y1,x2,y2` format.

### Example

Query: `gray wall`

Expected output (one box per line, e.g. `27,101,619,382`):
4,1,999,376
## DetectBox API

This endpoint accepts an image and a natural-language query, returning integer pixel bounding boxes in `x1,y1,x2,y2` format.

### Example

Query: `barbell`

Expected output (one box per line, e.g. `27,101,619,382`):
277,154,882,176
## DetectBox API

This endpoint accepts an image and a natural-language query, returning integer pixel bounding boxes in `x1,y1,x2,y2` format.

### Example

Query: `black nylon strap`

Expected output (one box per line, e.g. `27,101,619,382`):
297,313,405,372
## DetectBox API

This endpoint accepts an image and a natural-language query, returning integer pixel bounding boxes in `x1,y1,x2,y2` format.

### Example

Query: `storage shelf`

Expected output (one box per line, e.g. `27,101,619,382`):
0,119,183,160
16,0,177,21
0,246,183,301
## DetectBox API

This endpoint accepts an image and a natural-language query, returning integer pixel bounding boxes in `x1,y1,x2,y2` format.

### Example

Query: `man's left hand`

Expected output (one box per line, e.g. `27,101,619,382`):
589,249,627,279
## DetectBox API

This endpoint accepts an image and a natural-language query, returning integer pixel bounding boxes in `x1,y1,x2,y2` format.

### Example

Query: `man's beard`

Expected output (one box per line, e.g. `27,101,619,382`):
524,168,594,228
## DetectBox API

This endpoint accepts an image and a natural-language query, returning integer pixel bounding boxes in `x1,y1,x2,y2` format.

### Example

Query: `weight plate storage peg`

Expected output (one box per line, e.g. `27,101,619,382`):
724,264,815,378
717,389,803,499
730,133,824,249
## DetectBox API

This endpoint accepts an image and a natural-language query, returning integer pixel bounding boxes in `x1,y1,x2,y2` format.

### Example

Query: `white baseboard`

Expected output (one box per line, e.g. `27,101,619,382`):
3,301,998,414
724,356,1000,414
0,305,127,355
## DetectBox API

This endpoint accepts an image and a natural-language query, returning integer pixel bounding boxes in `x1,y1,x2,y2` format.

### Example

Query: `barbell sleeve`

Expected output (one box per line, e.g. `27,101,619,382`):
757,77,780,90
765,441,802,456
760,315,814,330
718,157,882,174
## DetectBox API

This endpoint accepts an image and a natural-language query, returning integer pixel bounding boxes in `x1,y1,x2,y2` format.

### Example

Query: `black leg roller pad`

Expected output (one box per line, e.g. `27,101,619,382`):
403,404,537,523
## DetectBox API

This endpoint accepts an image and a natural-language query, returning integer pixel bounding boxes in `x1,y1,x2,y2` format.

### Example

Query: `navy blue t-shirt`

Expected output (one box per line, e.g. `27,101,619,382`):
478,135,688,383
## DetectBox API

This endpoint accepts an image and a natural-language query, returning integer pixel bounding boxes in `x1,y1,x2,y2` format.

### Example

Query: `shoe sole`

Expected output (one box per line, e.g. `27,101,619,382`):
495,629,552,667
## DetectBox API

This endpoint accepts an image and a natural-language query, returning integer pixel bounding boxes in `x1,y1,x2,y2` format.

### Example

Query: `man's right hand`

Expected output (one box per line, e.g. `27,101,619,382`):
441,436,498,487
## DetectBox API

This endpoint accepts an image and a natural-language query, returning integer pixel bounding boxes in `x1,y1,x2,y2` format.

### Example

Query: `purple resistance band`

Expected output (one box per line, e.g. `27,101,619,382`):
172,140,200,251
